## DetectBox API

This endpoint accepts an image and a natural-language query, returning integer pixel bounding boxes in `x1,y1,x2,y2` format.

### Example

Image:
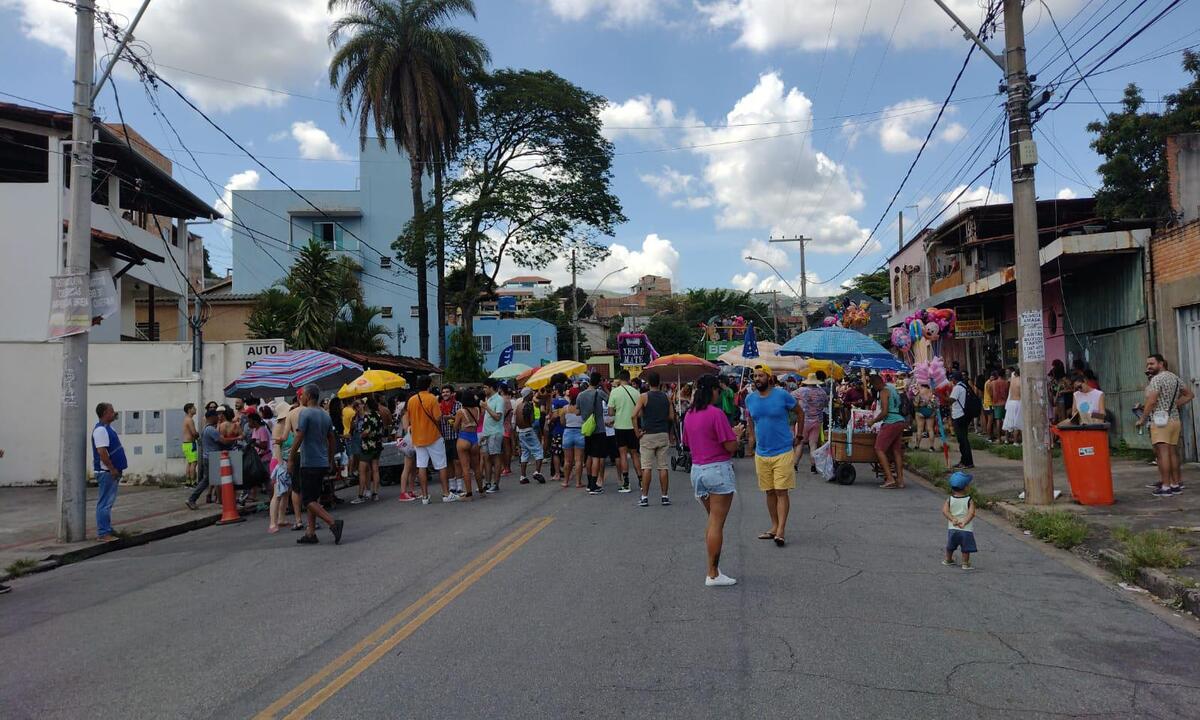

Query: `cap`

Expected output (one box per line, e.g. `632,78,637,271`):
567,387,581,402
753,363,773,377
521,387,533,398
949,471,973,490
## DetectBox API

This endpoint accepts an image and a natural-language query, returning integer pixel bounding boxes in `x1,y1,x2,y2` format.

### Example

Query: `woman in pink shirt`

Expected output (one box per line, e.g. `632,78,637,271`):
682,374,743,588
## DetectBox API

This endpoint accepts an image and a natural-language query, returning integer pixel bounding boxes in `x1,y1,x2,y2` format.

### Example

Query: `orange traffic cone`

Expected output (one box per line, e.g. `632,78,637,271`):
216,451,245,525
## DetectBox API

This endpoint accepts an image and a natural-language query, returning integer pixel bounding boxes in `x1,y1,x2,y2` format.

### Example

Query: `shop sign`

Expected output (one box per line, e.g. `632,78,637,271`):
954,305,994,339
704,340,739,361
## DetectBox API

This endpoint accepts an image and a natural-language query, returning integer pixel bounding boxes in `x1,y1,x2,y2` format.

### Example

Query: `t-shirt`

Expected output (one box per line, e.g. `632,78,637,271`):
745,387,797,458
577,388,607,431
609,384,640,430
950,383,967,420
252,425,272,463
1149,370,1184,420
682,405,737,466
297,407,333,469
341,405,355,436
798,386,828,424
483,392,506,436
201,424,227,457
1073,388,1104,421
407,392,442,447
550,398,568,435
720,387,738,421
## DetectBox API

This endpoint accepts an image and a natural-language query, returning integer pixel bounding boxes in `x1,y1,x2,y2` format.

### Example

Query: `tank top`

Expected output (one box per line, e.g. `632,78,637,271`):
642,390,671,434
564,408,583,428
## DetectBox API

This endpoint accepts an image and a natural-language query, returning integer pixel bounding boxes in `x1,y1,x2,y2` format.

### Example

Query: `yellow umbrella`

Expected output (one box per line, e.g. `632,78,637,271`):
337,369,408,398
524,360,587,390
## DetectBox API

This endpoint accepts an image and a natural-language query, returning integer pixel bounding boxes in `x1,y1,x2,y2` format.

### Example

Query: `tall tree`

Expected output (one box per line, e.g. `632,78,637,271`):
444,69,626,336
287,239,344,349
844,270,889,302
328,0,490,362
333,301,394,353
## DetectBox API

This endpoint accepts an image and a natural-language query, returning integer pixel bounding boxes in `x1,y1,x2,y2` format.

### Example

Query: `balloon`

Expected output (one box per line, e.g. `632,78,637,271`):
924,323,938,341
823,316,838,327
891,327,911,349
909,319,924,342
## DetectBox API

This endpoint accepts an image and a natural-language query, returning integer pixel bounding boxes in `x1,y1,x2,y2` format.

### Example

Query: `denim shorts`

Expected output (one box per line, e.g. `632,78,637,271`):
691,460,737,498
562,428,585,450
482,433,504,457
518,428,544,462
946,529,978,553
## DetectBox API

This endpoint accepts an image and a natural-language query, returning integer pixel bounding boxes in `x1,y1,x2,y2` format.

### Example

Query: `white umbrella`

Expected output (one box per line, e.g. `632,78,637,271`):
717,341,810,372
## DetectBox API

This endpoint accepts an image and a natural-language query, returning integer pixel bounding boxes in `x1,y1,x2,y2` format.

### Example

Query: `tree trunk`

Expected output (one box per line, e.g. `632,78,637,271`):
434,164,447,368
410,155,429,360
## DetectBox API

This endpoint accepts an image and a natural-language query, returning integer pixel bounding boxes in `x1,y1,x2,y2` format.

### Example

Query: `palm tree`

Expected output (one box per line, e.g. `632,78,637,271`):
334,301,394,353
286,239,343,349
328,0,490,362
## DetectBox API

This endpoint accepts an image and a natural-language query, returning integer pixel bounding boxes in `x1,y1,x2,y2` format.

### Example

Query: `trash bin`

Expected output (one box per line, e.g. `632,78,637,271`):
1051,424,1114,506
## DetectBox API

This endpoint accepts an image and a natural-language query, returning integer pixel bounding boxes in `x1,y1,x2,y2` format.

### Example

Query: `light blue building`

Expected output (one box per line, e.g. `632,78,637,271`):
449,318,558,372
230,141,438,363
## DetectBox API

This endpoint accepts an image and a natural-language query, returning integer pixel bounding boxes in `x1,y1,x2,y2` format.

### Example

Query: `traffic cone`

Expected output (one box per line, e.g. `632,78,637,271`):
216,451,245,525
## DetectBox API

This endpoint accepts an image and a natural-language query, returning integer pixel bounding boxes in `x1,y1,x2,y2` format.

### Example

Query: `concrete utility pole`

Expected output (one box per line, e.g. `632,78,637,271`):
769,236,812,329
59,0,96,542
898,210,904,253
1003,0,1053,505
571,249,579,361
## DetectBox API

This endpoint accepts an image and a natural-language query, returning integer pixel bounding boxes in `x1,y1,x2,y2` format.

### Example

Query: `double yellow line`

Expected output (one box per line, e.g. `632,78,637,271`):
255,516,554,720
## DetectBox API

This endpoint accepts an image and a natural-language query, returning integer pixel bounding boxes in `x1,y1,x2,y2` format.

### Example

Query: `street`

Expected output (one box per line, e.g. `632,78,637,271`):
3,461,1200,720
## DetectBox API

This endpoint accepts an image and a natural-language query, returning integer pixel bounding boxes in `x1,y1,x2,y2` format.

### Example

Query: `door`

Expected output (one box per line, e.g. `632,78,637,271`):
1179,305,1200,462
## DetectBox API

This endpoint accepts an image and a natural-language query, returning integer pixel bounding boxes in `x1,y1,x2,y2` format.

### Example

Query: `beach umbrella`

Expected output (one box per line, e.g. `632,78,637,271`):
717,341,812,373
742,321,759,359
778,326,893,364
489,363,533,381
337,369,408,399
848,356,911,372
224,350,363,399
645,354,719,383
516,366,541,385
524,360,587,390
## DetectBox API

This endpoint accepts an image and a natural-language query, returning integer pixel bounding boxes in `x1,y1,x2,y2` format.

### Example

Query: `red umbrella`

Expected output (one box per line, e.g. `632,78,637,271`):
644,354,719,383
516,366,541,386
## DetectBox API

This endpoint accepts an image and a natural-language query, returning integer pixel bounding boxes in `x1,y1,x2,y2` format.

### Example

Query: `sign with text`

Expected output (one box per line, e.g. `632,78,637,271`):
617,333,657,367
89,270,119,321
1019,310,1045,363
704,340,739,361
954,305,994,339
48,273,90,339
243,341,282,369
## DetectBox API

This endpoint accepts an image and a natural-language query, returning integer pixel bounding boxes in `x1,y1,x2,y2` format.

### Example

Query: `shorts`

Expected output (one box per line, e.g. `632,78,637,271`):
946,529,978,554
615,428,638,449
482,433,504,457
585,433,608,459
415,440,448,470
691,460,736,499
550,432,564,456
346,437,362,458
1150,418,1182,446
360,446,382,461
874,421,905,455
444,437,458,461
562,428,584,450
639,432,670,471
991,406,1006,421
298,467,327,506
271,463,292,497
800,420,821,447
518,429,544,463
917,407,934,418
606,435,619,461
754,451,796,491
183,441,198,464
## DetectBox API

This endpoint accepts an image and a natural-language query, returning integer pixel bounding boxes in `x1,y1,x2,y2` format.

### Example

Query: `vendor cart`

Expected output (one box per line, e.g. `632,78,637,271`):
828,430,883,485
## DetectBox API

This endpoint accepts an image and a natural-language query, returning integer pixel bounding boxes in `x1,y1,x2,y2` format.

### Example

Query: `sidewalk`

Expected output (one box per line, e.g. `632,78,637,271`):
0,483,222,579
905,434,1200,596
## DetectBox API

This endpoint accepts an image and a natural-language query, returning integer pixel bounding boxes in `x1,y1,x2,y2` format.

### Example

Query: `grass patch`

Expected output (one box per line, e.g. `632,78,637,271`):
1019,510,1089,549
903,451,994,508
5,557,39,577
110,528,135,540
1112,440,1155,463
1113,528,1191,573
967,433,1061,461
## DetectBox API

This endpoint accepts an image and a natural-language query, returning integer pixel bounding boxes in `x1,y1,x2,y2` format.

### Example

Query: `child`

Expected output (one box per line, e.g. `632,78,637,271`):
942,471,978,570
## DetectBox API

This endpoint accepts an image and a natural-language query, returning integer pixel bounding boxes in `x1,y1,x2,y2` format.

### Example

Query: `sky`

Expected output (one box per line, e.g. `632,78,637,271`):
2,0,1197,301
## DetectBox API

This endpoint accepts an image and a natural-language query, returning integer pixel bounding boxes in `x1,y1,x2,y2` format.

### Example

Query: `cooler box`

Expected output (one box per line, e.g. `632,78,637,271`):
1051,424,1114,506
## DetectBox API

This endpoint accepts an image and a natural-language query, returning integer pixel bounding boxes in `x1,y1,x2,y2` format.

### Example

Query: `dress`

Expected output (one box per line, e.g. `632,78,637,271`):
1002,398,1022,432
359,410,383,460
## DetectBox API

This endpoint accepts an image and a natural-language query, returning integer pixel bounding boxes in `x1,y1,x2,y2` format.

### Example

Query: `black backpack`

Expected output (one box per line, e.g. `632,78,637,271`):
958,382,982,421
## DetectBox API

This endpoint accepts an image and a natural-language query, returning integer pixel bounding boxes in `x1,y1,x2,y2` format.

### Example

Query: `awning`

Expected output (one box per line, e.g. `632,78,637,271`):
330,347,442,375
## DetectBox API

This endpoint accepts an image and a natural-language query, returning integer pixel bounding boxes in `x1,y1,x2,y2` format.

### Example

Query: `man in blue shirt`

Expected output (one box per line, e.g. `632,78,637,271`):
288,384,344,545
91,402,128,542
744,364,797,547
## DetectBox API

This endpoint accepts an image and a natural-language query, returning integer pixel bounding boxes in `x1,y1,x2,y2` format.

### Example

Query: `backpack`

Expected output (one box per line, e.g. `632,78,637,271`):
958,382,982,421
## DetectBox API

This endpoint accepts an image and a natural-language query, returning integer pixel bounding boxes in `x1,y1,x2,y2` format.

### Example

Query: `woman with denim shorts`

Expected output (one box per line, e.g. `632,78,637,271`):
559,389,586,489
681,374,742,588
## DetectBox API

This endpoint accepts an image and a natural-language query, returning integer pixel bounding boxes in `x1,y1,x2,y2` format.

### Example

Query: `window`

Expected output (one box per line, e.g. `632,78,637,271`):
0,130,48,183
380,256,392,269
381,306,393,319
410,305,420,318
313,221,354,251
476,335,493,353
511,334,531,352
545,337,553,353
135,322,160,341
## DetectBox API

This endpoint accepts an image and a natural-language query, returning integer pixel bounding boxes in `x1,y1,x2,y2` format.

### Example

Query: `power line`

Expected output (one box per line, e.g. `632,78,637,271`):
1039,0,1109,119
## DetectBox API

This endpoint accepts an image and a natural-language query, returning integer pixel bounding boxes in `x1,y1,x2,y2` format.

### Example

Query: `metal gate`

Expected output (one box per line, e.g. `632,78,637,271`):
1179,305,1200,462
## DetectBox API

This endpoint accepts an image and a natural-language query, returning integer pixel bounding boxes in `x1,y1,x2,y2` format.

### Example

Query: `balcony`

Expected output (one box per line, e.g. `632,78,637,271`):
929,268,963,296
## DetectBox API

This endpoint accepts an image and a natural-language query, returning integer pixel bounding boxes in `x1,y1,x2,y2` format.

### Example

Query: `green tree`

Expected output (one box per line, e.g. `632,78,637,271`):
523,295,588,360
643,315,698,356
1087,50,1200,220
552,285,593,319
286,239,344,349
202,247,221,281
445,327,486,382
333,301,393,353
444,69,625,336
650,289,775,342
246,288,298,342
844,270,888,302
329,0,490,361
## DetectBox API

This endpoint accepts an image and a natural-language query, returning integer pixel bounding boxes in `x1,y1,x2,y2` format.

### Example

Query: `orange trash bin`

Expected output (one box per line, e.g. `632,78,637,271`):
1051,424,1114,506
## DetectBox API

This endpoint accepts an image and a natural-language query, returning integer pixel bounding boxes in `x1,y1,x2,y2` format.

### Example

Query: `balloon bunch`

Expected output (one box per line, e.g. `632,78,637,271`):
822,298,872,329
890,326,911,350
904,307,956,340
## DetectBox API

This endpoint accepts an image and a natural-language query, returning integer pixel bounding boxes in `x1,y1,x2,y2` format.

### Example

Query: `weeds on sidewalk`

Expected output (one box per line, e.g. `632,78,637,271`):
1112,528,1191,580
904,452,994,508
1020,510,1089,549
1112,440,1155,463
110,528,135,540
967,433,1061,461
5,557,38,577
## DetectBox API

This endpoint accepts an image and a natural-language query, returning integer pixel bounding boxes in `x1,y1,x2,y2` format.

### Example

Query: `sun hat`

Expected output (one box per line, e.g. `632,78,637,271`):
802,373,821,386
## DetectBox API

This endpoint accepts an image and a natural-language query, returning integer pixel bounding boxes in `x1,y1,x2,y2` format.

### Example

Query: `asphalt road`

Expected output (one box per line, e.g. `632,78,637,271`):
3,460,1200,719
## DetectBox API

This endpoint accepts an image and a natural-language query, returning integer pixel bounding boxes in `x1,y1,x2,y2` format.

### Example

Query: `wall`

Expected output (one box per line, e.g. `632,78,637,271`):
459,318,558,371
1167,134,1200,223
1150,221,1200,370
0,145,61,342
888,239,929,323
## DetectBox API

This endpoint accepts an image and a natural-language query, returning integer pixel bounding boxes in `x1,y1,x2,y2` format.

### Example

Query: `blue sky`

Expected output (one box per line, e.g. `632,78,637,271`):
2,0,1196,298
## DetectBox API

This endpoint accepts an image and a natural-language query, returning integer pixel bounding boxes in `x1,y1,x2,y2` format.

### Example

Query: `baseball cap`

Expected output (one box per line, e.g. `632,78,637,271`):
949,471,973,490
521,387,533,398
753,363,773,377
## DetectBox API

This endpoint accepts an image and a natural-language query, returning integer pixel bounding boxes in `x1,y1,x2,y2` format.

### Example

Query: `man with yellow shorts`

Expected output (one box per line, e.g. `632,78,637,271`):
1137,353,1194,497
744,364,797,547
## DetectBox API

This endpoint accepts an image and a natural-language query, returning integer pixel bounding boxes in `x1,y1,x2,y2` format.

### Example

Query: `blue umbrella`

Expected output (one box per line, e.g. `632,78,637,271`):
777,326,893,364
849,356,912,372
741,321,759,359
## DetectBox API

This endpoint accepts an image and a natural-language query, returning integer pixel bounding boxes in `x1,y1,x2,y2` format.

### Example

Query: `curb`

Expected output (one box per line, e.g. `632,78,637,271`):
906,466,1199,615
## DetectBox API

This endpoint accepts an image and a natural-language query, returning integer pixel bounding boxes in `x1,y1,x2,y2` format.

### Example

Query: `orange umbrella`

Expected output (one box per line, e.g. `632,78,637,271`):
516,366,541,385
644,354,719,382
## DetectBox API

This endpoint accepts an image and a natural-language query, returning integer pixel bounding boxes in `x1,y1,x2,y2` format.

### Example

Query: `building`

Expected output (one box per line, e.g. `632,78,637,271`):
231,140,438,362
451,317,558,372
594,274,672,321
135,275,259,342
886,197,1155,448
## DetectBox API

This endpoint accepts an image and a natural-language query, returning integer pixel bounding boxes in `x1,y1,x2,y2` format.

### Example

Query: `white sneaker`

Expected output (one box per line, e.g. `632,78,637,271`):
705,573,737,587
442,494,459,503
421,496,430,506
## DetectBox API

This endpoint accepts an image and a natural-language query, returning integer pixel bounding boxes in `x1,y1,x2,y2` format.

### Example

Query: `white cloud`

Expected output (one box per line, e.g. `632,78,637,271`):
600,96,679,141
289,121,349,161
698,0,1084,53
875,98,966,154
919,184,1011,219
729,263,847,300
639,166,713,210
1056,187,1078,200
539,0,674,24
511,234,681,291
215,170,261,232
5,0,334,112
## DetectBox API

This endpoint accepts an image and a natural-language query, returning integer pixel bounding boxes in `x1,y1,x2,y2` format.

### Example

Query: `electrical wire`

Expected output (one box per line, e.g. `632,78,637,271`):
1039,0,1110,119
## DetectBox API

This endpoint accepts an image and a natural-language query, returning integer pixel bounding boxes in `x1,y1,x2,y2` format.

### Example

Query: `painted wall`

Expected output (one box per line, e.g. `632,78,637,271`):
450,318,558,372
887,239,929,326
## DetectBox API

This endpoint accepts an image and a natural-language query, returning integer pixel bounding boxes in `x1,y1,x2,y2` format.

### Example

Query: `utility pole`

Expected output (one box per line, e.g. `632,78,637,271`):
1003,0,1053,505
59,0,96,542
570,249,579,361
769,235,812,330
771,290,779,341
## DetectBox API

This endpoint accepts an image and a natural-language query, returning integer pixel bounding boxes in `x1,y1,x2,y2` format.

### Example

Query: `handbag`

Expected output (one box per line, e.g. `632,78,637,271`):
581,414,597,437
1152,379,1180,427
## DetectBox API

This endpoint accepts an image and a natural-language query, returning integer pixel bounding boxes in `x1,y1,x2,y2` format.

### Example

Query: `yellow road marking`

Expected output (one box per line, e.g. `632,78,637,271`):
254,517,547,720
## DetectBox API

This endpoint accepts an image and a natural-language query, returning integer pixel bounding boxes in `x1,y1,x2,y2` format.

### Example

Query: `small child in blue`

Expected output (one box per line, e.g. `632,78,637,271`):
942,471,978,570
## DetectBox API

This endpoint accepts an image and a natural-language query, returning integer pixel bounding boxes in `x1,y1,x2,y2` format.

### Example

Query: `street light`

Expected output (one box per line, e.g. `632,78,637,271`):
572,264,628,361
745,254,809,330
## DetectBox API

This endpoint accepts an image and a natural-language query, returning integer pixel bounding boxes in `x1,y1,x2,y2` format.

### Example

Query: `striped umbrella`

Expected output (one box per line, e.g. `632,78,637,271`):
224,350,363,399
337,369,408,399
525,360,587,390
